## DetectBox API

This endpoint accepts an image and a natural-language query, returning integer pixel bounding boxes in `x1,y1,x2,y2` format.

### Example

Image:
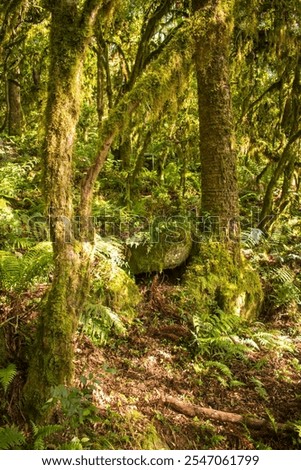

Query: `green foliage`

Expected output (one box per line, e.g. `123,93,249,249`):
250,377,269,401
0,159,37,199
89,236,141,325
94,235,126,268
0,0,300,452
0,153,43,250
0,426,26,450
80,303,126,345
0,421,63,450
99,409,166,450
194,360,243,388
269,266,301,309
59,436,90,450
0,242,53,292
0,363,17,393
31,422,63,450
45,377,100,430
192,312,251,358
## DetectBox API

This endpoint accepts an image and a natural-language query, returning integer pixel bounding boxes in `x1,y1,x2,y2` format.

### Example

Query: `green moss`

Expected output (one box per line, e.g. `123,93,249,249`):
101,409,167,450
182,241,263,320
127,229,192,275
98,260,141,321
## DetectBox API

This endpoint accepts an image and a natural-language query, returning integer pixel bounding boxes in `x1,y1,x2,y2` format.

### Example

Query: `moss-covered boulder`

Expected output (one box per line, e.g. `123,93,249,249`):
126,231,192,274
182,241,263,320
99,259,142,321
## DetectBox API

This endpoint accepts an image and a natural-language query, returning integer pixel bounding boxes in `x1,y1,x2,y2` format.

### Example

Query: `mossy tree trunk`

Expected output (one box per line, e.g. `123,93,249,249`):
187,1,262,319
192,0,240,247
7,67,23,136
23,0,103,418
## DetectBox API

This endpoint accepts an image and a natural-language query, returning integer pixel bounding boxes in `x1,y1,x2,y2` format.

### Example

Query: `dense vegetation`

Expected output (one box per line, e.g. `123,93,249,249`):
0,0,300,450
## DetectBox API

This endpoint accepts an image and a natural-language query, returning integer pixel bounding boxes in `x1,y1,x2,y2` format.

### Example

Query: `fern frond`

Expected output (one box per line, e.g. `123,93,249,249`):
80,302,126,345
94,236,125,267
0,426,25,450
205,360,233,378
271,266,294,284
59,437,83,450
0,363,17,392
0,243,53,291
31,422,63,450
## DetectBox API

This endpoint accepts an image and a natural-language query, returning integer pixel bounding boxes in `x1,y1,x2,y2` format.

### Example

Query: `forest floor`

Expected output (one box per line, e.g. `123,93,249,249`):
74,276,301,450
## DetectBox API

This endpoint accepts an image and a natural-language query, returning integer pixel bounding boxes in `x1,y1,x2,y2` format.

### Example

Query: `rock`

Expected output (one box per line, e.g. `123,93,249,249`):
126,232,192,274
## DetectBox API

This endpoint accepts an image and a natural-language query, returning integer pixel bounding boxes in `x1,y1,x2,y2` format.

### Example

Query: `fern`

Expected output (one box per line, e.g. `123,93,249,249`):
59,437,90,450
94,236,126,268
251,377,269,401
242,228,264,248
204,360,233,377
31,422,63,450
271,266,295,284
252,330,295,353
266,265,301,308
80,303,126,345
0,364,17,393
0,242,53,292
193,312,251,358
0,426,25,450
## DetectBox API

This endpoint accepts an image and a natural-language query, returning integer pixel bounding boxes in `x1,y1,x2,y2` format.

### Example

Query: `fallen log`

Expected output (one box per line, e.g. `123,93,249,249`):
164,396,294,433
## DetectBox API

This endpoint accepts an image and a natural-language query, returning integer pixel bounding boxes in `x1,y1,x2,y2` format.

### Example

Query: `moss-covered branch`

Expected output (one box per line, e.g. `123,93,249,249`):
80,23,192,221
127,0,174,90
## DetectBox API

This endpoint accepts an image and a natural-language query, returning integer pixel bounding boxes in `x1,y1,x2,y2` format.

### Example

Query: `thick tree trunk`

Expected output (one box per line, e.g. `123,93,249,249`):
23,1,101,418
192,0,240,244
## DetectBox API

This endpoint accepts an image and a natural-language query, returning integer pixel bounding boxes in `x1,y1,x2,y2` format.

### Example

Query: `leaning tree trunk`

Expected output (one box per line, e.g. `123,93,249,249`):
192,0,240,247
23,0,101,419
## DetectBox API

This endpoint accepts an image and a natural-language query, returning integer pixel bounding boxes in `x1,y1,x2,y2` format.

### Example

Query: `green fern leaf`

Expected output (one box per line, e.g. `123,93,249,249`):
31,423,63,450
0,426,25,450
0,363,17,392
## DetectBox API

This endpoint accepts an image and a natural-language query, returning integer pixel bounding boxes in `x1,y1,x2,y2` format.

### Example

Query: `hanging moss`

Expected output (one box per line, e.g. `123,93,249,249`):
182,241,263,320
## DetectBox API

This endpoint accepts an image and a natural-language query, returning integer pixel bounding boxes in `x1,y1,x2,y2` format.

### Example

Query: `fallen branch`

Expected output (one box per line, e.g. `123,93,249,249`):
164,396,294,433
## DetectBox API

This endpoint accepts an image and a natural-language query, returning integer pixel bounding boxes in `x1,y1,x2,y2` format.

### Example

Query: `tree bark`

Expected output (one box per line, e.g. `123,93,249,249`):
7,68,23,136
192,0,240,245
23,0,102,419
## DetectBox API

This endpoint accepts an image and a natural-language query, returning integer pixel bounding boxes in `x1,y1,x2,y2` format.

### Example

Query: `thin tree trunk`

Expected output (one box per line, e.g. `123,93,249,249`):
7,68,23,136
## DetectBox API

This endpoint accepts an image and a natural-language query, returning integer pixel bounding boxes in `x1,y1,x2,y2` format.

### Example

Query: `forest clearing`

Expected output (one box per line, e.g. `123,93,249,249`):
0,0,301,451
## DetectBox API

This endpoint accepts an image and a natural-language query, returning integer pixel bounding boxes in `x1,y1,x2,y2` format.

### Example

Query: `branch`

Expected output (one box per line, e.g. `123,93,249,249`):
80,24,192,219
143,22,183,68
80,0,114,32
127,0,174,90
244,79,283,117
287,128,301,146
165,396,294,433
